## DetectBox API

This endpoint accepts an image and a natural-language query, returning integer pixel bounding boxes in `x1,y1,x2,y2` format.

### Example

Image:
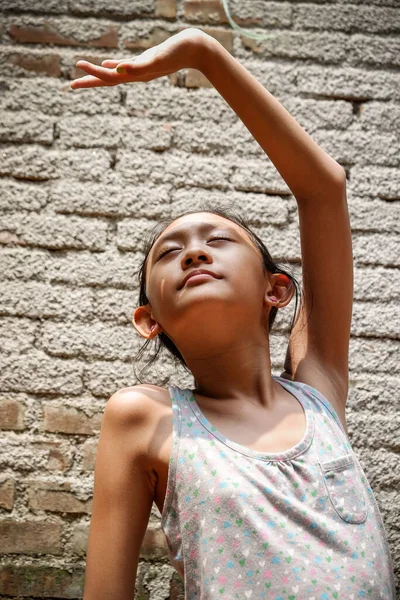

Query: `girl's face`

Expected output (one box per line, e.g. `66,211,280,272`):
136,212,275,345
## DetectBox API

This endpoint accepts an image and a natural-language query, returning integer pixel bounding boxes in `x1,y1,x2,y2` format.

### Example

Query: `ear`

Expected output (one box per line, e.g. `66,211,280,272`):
264,273,295,309
132,303,164,339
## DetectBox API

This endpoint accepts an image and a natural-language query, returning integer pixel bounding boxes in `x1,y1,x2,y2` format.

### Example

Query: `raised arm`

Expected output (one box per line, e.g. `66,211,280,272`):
196,35,352,420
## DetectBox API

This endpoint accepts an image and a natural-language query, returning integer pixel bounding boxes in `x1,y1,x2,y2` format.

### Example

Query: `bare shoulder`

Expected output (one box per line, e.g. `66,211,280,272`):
105,383,173,462
280,358,349,436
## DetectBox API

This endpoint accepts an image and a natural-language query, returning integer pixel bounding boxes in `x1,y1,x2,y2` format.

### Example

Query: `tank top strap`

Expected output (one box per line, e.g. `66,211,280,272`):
286,378,350,441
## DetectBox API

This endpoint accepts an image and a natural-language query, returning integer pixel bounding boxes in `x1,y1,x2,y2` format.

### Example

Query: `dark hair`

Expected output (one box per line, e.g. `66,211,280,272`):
132,202,302,385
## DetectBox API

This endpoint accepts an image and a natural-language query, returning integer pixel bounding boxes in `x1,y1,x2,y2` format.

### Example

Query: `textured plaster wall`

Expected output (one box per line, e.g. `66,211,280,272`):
0,0,399,598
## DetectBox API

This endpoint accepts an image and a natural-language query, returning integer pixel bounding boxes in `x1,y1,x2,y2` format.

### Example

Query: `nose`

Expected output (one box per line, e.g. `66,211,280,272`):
182,244,212,266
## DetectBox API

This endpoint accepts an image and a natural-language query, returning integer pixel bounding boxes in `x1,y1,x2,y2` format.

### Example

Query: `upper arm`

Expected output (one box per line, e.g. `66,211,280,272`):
282,172,353,413
83,387,156,600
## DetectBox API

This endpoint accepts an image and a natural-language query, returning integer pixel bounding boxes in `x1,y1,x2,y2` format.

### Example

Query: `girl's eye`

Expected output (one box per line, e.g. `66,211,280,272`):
156,236,232,260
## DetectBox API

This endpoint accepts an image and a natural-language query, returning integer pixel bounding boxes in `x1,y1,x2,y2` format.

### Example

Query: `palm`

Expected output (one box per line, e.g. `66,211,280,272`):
70,28,205,90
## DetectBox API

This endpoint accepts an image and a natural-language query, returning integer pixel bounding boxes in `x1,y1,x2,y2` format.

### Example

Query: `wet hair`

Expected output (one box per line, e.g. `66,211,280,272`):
132,202,302,385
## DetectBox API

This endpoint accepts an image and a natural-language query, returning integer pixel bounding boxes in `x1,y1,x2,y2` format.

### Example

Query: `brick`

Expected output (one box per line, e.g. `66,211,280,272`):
28,482,92,514
359,448,400,491
349,337,399,374
0,282,94,320
358,101,400,134
296,64,400,102
347,413,400,451
241,31,347,65
123,25,174,50
171,186,289,226
0,564,85,597
349,165,400,200
0,178,49,211
43,404,102,435
352,233,400,267
230,156,289,194
347,195,400,233
81,438,98,470
0,145,111,181
0,246,142,288
155,0,177,18
0,480,15,510
0,111,55,145
0,520,62,554
347,375,400,414
0,78,64,115
354,267,400,303
0,213,108,251
184,0,227,24
70,521,90,555
293,4,400,34
57,115,172,151
39,321,140,361
1,0,65,12
0,351,84,395
0,399,25,430
70,0,154,18
32,441,73,472
48,179,171,219
140,525,169,559
351,302,399,339
347,34,400,69
8,51,61,77
311,127,400,168
116,149,233,188
83,359,153,398
0,317,37,355
8,21,119,49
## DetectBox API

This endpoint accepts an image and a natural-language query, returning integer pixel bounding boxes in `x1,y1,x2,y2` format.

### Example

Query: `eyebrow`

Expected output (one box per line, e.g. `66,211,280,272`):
151,222,239,258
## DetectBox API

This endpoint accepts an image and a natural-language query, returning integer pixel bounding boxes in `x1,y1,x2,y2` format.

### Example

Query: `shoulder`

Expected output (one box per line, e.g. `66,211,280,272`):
280,359,349,436
104,383,173,459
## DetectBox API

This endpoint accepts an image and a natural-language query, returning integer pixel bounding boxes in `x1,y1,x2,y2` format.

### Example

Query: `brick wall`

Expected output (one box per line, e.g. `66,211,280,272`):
0,0,399,598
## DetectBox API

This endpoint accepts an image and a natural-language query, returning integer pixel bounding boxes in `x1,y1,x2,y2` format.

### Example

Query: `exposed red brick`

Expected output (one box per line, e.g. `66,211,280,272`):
9,23,119,49
43,405,102,435
29,486,92,514
9,53,61,77
0,565,84,597
0,480,15,511
155,0,177,19
0,399,25,431
184,0,227,24
0,520,62,554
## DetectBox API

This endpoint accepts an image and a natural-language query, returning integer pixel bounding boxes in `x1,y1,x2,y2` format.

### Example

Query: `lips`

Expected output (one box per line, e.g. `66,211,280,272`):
180,269,221,289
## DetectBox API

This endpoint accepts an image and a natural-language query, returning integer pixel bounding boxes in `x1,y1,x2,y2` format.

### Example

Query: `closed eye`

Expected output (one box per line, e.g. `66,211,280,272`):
156,236,232,260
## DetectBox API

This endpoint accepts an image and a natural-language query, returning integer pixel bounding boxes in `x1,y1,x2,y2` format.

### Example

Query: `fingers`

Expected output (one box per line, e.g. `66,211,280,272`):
101,59,125,68
70,74,115,90
75,60,124,83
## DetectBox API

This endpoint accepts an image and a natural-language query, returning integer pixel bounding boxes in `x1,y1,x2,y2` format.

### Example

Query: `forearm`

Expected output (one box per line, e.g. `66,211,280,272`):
197,36,346,202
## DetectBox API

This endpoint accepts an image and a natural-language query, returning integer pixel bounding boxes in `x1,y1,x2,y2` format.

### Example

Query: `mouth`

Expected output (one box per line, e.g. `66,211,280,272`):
179,269,221,290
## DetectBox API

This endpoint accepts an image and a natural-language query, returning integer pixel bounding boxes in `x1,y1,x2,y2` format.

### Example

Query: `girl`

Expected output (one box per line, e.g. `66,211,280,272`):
71,28,397,599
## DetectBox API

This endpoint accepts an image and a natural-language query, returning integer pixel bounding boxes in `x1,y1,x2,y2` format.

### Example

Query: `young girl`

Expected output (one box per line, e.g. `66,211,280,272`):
71,28,397,599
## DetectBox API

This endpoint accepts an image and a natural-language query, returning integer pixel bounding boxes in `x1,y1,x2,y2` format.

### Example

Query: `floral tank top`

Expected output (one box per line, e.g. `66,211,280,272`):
160,375,397,599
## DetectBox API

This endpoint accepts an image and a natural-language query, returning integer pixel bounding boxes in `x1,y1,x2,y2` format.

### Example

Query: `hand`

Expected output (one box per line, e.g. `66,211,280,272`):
70,28,209,90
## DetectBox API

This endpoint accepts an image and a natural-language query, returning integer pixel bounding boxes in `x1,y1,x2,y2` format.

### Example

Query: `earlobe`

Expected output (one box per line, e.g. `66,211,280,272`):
132,304,163,339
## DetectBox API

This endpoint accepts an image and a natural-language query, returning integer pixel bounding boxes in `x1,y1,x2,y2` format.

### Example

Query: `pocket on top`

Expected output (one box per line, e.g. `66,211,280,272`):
319,453,368,524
